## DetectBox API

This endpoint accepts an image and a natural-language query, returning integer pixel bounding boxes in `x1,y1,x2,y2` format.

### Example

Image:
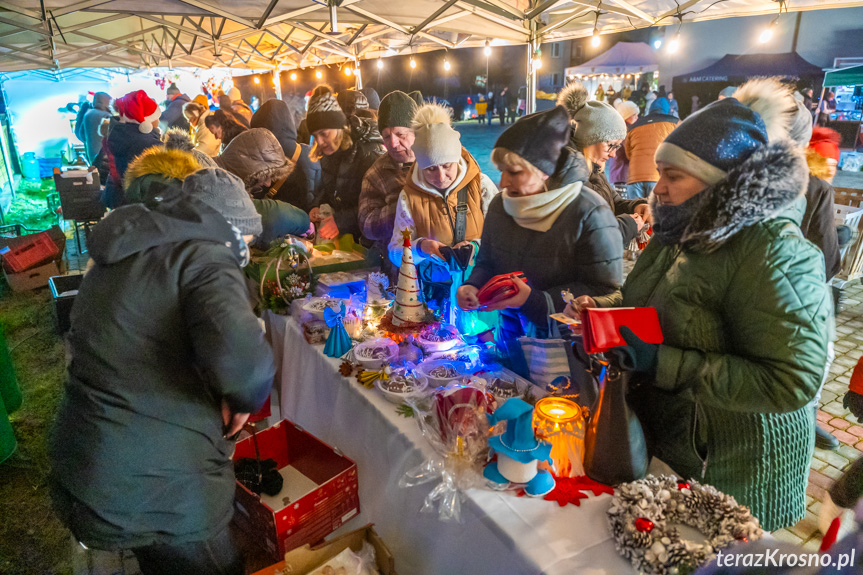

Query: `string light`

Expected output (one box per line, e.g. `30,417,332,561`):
591,6,601,47
410,57,416,69
760,0,785,44
484,39,491,57
315,70,323,79
344,66,352,76
531,48,542,71
653,39,662,49
443,58,451,71
668,34,680,53
253,76,260,84
290,72,297,81
377,58,383,69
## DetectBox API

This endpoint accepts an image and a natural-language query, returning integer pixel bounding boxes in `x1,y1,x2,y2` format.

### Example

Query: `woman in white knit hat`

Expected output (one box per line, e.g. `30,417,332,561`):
388,103,498,333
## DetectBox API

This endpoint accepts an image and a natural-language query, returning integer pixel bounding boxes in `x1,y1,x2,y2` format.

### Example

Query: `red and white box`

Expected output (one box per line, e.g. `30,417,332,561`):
232,419,360,563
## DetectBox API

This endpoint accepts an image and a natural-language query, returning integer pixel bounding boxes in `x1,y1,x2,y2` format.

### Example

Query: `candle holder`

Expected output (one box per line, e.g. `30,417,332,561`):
533,397,586,478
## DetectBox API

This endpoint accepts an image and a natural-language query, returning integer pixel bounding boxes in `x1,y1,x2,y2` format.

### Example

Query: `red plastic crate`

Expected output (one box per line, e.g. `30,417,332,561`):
232,419,360,563
0,231,60,273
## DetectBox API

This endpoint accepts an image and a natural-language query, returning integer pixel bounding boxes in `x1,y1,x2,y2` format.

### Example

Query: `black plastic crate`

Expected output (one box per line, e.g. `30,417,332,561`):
49,274,84,334
53,168,105,222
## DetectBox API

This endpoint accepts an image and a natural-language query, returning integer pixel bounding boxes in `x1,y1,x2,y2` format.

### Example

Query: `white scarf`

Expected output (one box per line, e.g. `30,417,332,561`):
410,158,468,198
502,181,582,232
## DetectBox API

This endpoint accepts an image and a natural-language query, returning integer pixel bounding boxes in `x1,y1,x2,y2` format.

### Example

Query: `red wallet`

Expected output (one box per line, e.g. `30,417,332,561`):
580,307,663,354
477,272,526,307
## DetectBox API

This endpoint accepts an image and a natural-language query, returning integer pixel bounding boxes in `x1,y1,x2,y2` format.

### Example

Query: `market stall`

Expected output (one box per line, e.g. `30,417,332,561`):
564,42,658,100
236,234,766,575
822,64,863,149
671,51,824,117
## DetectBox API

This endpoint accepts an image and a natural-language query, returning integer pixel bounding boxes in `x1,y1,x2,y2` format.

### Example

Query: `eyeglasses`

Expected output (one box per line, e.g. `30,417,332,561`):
606,143,622,153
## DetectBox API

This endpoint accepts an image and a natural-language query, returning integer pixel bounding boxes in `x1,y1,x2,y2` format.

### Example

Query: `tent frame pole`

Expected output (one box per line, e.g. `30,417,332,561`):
526,22,538,115
816,85,826,126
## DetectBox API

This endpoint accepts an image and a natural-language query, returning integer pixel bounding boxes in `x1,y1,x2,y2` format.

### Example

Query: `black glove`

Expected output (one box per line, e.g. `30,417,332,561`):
609,326,659,374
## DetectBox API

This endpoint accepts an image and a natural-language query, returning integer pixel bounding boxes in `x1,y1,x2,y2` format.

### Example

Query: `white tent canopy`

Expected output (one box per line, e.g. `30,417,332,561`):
564,41,656,77
0,0,862,75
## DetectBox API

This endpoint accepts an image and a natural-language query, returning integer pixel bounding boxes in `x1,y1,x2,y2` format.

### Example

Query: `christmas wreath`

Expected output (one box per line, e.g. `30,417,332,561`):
607,475,762,575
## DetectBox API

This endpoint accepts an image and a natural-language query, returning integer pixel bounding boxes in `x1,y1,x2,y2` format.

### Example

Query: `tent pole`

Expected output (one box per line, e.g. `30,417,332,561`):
817,85,826,126
526,22,538,114
272,68,282,100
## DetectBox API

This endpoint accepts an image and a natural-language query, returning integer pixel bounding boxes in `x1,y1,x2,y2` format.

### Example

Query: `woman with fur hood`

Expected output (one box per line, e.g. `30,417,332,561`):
566,78,831,531
556,81,650,247
307,89,385,242
388,103,499,334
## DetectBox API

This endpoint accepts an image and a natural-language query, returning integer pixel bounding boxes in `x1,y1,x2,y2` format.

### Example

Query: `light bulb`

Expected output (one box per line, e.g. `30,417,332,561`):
759,27,773,43
344,66,352,76
668,36,679,53
591,35,600,47
653,39,662,49
410,58,416,69
377,59,383,69
253,77,260,84
484,45,491,57
315,70,323,79
533,58,542,70
290,72,297,81
444,59,451,71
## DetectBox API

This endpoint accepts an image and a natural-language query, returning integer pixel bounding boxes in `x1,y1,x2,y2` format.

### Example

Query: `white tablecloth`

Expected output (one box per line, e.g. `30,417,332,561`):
265,312,636,575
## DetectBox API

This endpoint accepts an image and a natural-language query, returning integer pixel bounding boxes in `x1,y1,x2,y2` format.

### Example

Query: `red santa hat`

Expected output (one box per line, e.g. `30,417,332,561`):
121,90,161,133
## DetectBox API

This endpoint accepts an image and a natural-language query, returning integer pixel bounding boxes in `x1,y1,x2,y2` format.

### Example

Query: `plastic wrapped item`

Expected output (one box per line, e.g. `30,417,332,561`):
307,541,380,575
400,383,491,522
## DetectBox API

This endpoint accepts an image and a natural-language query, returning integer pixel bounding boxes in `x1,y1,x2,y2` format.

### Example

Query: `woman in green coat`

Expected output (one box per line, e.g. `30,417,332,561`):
568,79,831,530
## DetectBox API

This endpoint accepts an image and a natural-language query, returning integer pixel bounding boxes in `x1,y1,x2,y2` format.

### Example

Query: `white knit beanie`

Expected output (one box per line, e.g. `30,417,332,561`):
411,103,462,170
615,100,640,122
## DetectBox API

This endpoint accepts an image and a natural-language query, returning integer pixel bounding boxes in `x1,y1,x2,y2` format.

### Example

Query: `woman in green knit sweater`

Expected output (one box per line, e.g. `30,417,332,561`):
567,79,831,530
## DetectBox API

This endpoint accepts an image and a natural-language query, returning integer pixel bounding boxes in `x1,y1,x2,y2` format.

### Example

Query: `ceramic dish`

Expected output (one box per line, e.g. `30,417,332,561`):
354,338,399,369
301,297,347,321
374,375,428,404
416,325,462,353
416,359,469,387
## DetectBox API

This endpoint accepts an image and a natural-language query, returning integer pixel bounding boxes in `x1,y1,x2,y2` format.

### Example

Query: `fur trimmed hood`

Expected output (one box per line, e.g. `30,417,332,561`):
215,127,293,191
664,139,809,253
123,146,201,190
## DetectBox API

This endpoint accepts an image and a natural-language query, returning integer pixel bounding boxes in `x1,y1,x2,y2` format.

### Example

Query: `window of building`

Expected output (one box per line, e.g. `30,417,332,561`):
573,44,583,61
552,73,560,86
550,43,561,58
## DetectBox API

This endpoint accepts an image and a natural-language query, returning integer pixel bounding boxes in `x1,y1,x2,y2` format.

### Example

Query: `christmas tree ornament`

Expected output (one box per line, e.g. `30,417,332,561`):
323,302,353,358
392,229,429,327
484,398,555,497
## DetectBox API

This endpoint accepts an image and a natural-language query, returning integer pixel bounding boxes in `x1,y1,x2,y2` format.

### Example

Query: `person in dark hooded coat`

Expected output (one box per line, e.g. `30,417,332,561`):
250,99,321,212
49,168,274,574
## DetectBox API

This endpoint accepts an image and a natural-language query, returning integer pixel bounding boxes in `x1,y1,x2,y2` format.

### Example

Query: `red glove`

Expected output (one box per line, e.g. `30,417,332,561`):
843,355,863,422
319,216,339,239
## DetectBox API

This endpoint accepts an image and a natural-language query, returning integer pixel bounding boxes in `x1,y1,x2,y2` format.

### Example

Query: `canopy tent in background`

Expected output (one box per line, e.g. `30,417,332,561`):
824,65,863,87
671,51,824,117
564,42,658,100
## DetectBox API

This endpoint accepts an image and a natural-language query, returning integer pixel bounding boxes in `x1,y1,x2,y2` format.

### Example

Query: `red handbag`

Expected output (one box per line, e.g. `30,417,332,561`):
580,307,663,354
476,272,527,307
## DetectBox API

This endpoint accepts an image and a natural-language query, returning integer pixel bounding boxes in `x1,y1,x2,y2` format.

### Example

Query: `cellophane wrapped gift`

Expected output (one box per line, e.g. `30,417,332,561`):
399,383,491,522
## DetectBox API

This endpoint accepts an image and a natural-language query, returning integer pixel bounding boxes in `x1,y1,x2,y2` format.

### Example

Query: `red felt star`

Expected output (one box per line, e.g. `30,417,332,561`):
514,475,613,506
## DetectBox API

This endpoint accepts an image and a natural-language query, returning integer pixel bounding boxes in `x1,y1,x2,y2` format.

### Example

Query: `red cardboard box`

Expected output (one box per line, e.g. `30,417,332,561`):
233,419,360,563
0,226,67,291
0,230,59,273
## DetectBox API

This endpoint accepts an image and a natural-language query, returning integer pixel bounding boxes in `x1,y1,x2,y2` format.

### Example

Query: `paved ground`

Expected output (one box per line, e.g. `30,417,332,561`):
456,119,508,181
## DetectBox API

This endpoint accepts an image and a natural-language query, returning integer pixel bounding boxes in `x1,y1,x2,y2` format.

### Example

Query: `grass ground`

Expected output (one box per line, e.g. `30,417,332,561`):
0,282,72,574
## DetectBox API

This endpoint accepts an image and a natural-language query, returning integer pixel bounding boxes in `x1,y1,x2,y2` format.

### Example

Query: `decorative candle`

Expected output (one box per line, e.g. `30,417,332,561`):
533,397,586,478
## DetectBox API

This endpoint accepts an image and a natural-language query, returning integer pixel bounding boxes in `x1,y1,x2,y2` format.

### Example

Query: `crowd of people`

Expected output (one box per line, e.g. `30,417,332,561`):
50,75,862,573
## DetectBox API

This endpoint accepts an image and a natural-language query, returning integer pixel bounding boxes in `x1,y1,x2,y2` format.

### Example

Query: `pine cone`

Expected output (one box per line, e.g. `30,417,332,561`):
339,360,354,377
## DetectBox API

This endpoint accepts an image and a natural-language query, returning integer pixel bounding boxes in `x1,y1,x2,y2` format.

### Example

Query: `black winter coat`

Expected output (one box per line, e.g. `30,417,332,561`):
587,165,647,246
466,185,623,337
102,122,162,208
314,116,385,241
250,100,321,212
49,190,275,550
160,94,191,133
801,175,841,280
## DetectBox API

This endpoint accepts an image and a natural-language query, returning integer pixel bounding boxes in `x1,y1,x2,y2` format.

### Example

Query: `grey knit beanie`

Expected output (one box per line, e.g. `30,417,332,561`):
306,92,347,134
789,93,814,147
378,90,417,133
557,82,626,149
411,103,462,170
182,168,263,236
336,89,369,117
